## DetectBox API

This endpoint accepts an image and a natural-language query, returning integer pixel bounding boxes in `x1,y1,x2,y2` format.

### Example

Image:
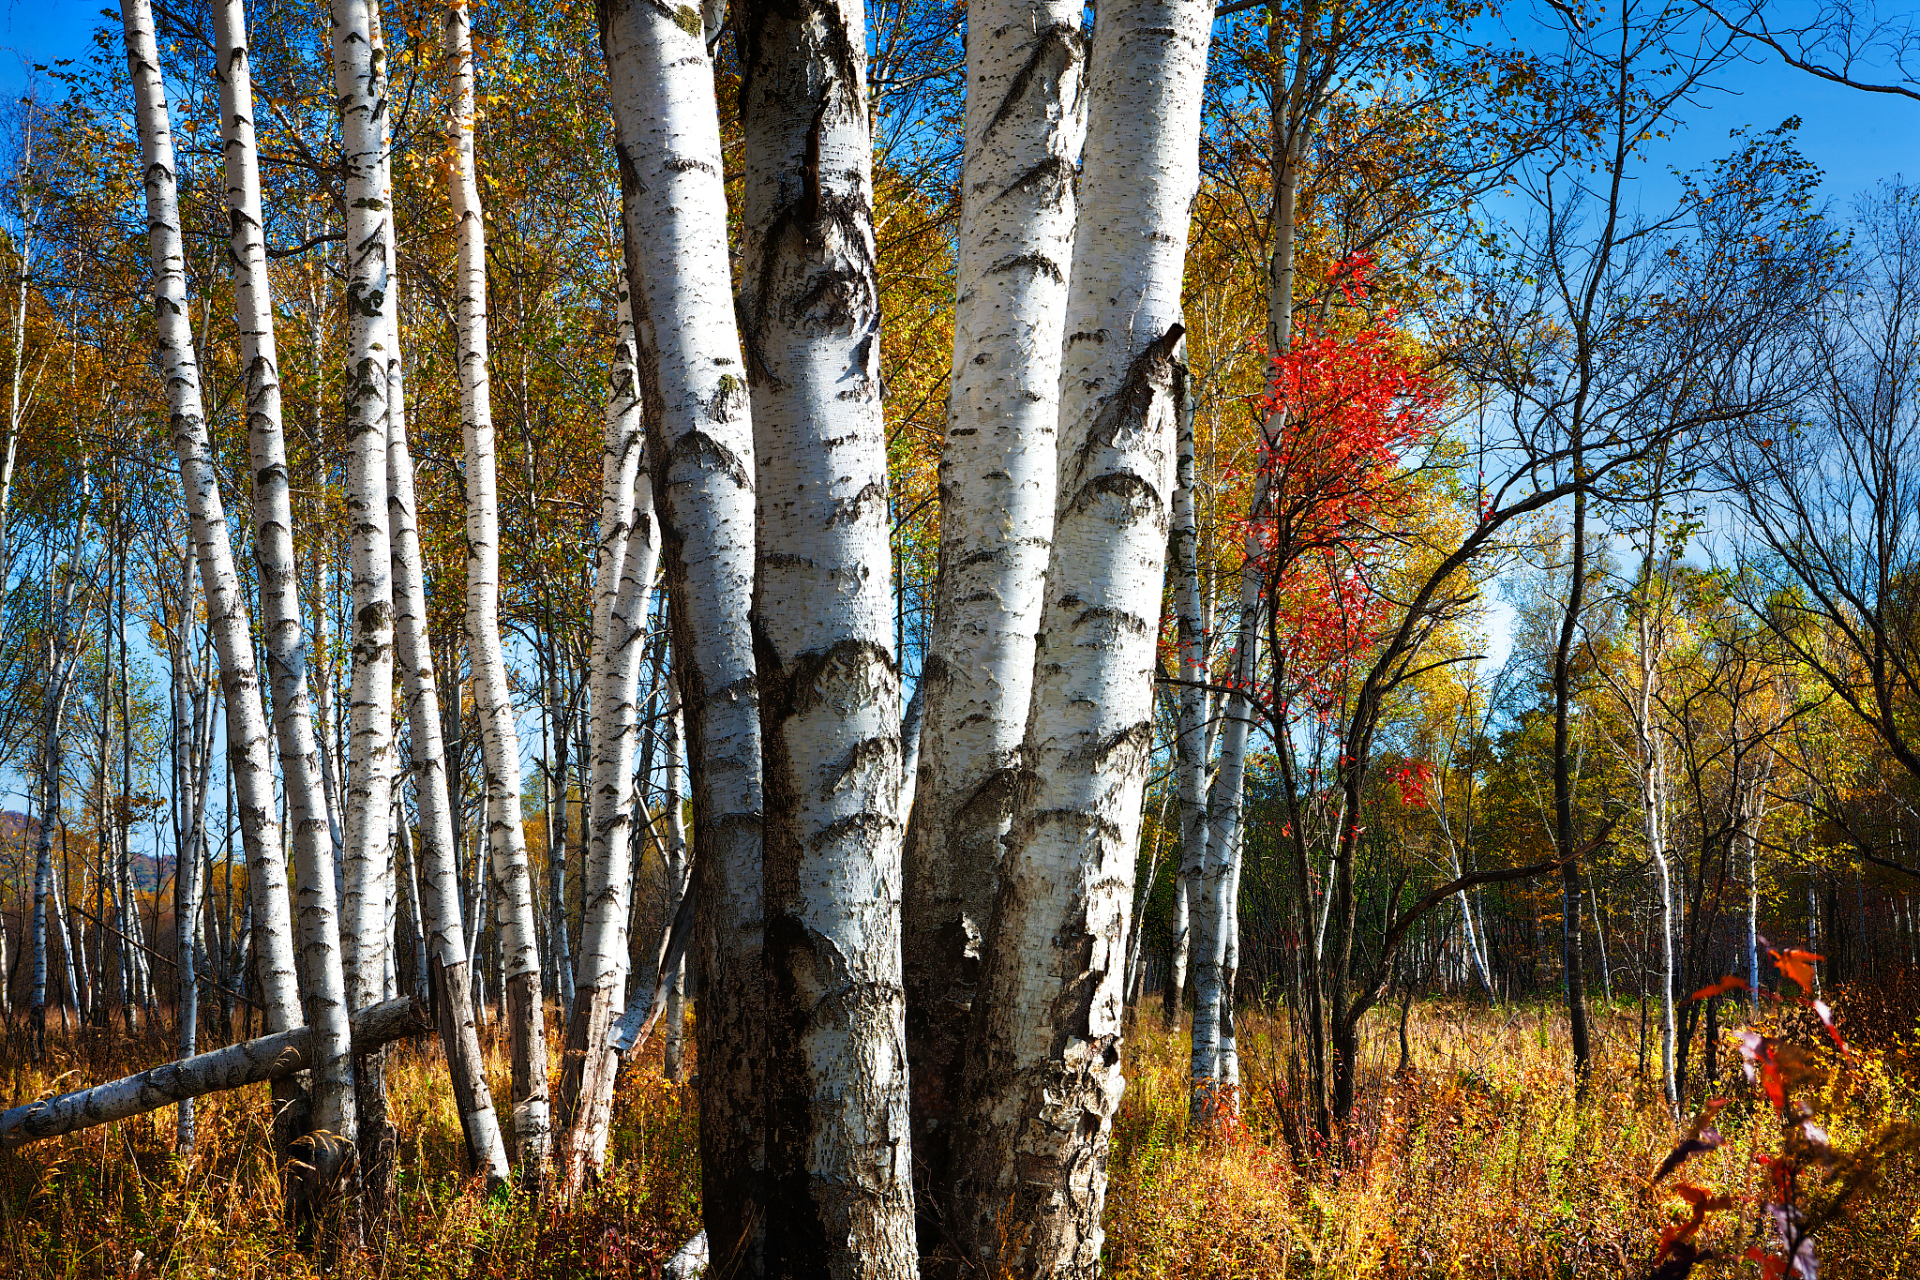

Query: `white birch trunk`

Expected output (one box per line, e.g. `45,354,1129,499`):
175,699,212,1151
210,0,350,1157
328,0,396,1021
735,0,917,1264
1633,567,1678,1110
0,996,431,1151
29,653,76,1050
0,127,35,591
386,291,510,1184
558,277,659,1192
599,0,765,1256
120,0,308,1098
902,0,1086,1205
327,0,400,1202
445,0,548,1176
949,0,1211,1266
1164,464,1206,1037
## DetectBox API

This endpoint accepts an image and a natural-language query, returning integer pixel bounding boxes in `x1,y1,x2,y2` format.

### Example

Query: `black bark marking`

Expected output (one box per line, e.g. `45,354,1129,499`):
988,251,1065,283
827,478,887,527
986,23,1085,135
667,427,751,491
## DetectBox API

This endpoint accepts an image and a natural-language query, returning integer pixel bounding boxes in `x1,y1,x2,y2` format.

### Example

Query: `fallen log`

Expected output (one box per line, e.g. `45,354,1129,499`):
0,996,432,1151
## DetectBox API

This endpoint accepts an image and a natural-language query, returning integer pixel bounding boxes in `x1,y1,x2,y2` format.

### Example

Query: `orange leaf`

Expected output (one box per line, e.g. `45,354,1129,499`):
1769,949,1822,996
1689,975,1747,1003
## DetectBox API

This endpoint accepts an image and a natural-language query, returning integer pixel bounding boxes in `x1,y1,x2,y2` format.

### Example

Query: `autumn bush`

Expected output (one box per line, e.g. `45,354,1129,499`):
0,993,1912,1278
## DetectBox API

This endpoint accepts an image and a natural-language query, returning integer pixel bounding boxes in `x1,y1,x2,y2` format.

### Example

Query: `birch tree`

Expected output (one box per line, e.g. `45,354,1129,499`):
901,0,1085,1213
557,275,658,1191
327,0,400,1188
445,0,548,1176
598,0,765,1257
946,0,1213,1268
734,0,916,1264
211,0,352,1161
386,274,510,1183
119,0,310,1117
661,705,690,1084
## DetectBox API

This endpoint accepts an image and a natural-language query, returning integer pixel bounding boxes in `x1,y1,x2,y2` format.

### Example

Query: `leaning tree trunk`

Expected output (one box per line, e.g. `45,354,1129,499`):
947,0,1212,1268
1167,399,1208,1041
1172,384,1229,1126
557,275,659,1193
735,0,916,1268
212,0,340,1163
0,997,431,1152
445,0,548,1179
901,0,1085,1244
385,245,510,1185
120,0,311,1118
599,0,766,1261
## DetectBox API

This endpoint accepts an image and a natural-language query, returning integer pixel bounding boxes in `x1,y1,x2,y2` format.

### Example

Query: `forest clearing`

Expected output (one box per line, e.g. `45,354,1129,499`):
0,0,1918,1272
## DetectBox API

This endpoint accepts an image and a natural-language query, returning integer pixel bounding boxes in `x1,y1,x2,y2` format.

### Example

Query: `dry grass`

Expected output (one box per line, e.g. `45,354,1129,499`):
1106,997,1920,1279
0,994,1912,1278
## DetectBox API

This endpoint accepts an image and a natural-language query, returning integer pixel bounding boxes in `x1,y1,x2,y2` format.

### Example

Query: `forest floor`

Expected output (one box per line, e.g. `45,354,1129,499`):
0,992,1913,1279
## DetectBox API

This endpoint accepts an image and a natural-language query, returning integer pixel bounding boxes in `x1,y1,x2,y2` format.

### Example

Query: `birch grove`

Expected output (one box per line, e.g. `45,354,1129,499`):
9,0,1916,1274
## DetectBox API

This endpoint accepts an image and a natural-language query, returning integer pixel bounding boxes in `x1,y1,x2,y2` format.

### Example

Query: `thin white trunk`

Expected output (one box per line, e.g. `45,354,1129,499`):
1218,836,1242,1100
558,276,659,1192
120,0,307,1097
386,267,510,1183
329,0,396,1026
175,693,214,1151
0,117,37,589
600,0,764,1254
662,706,689,1084
902,0,1086,1199
950,0,1212,1265
1174,383,1222,1110
210,0,350,1155
445,0,548,1175
30,631,78,1046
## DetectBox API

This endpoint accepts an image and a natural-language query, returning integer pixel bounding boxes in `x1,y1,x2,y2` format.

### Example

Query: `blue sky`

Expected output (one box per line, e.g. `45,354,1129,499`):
1,0,1907,194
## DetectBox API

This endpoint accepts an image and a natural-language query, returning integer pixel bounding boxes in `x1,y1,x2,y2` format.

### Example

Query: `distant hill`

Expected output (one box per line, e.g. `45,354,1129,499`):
0,810,168,890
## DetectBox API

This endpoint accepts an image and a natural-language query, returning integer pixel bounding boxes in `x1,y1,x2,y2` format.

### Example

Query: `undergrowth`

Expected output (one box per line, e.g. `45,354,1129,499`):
0,993,1912,1278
